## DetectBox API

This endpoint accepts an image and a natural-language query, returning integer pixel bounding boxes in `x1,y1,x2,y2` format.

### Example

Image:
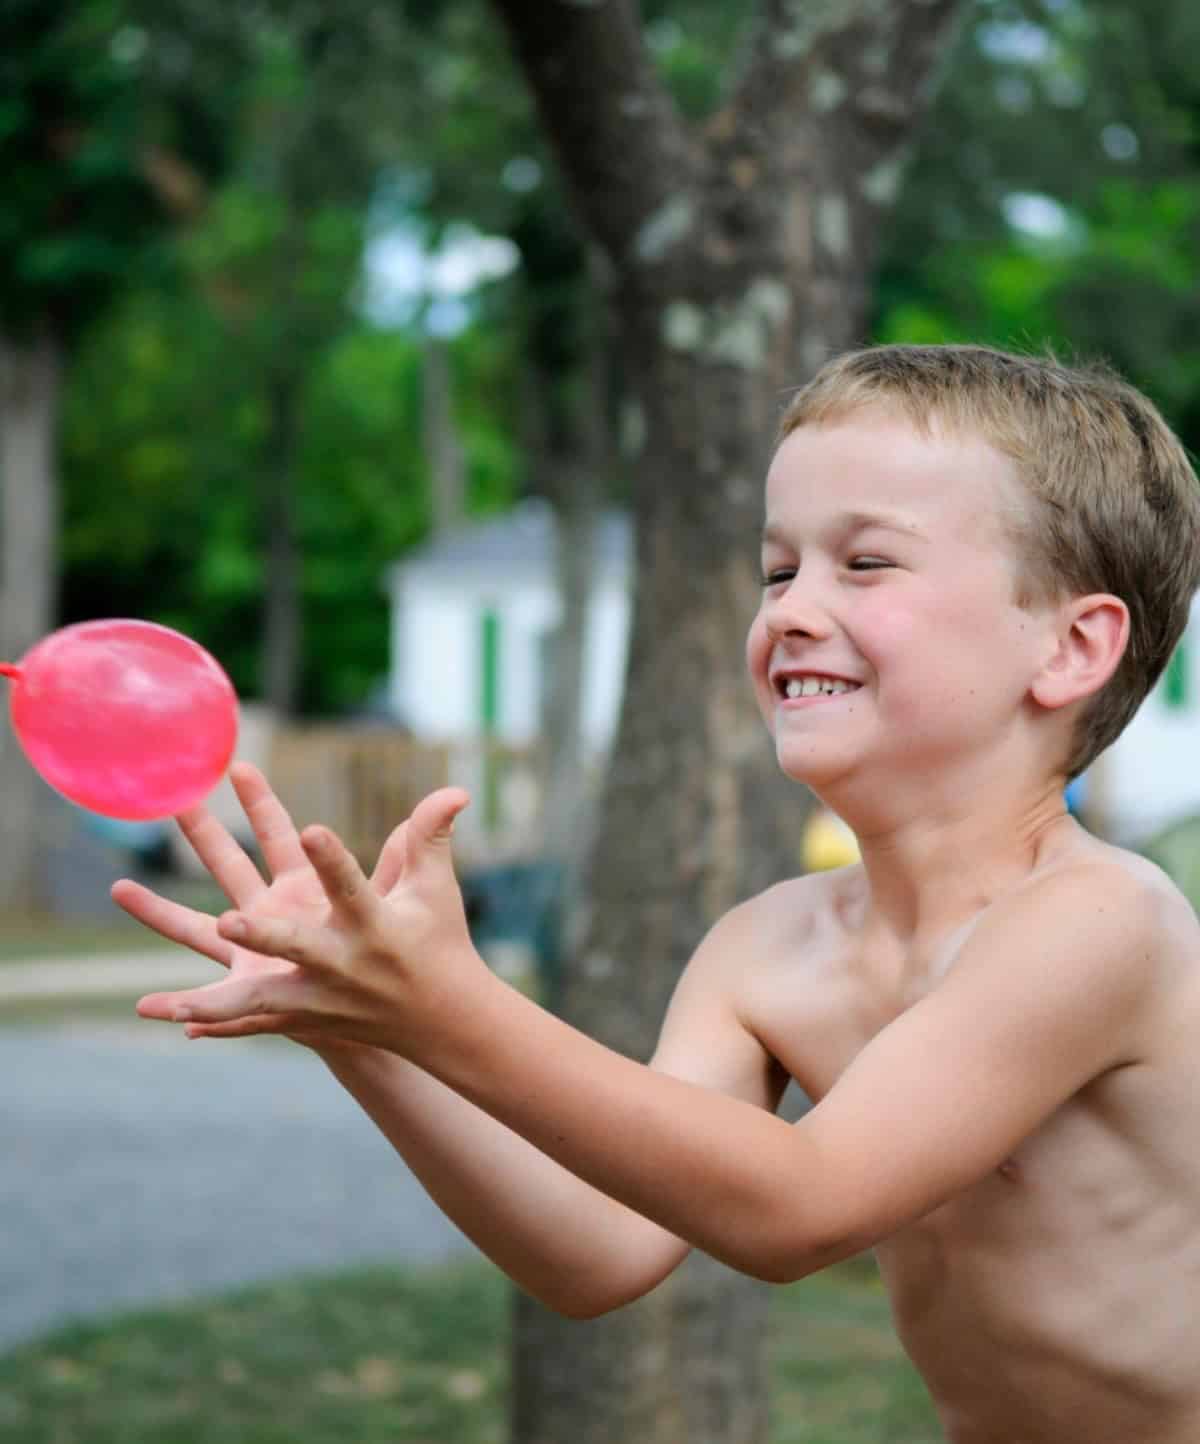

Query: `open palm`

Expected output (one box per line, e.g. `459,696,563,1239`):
112,762,406,1040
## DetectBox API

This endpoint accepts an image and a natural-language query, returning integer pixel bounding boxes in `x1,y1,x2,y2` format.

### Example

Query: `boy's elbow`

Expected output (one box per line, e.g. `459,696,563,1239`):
736,1216,870,1286
526,1224,859,1312
530,1279,653,1321
530,1255,684,1320
744,1251,823,1287
553,1249,823,1302
555,1293,627,1322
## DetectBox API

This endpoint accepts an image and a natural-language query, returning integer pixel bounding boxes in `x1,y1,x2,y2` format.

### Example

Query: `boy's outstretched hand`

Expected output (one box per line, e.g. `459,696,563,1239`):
112,762,479,1051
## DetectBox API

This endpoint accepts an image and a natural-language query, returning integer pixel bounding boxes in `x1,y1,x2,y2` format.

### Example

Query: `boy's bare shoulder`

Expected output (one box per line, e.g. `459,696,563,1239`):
967,836,1200,1011
709,834,1196,978
939,837,1200,1084
1062,838,1200,1006
1044,833,1197,938
701,865,863,970
666,867,858,1033
710,838,1199,1035
683,866,868,1048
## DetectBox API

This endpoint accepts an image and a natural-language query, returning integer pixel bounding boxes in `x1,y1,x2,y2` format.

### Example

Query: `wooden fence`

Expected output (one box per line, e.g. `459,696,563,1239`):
266,728,548,868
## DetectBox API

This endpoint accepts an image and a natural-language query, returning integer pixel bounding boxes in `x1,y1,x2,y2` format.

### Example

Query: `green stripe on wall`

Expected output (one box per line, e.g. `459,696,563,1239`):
1164,641,1189,709
480,609,500,831
480,609,500,732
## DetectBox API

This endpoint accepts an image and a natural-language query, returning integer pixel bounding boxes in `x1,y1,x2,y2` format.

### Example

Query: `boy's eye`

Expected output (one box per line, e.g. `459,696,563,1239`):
759,558,891,585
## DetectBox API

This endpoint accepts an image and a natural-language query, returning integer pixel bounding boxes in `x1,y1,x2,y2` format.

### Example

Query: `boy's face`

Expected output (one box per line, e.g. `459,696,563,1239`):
746,407,1050,790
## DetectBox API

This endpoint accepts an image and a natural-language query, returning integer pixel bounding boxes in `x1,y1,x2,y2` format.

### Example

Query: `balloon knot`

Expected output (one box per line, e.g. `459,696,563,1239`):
0,664,21,682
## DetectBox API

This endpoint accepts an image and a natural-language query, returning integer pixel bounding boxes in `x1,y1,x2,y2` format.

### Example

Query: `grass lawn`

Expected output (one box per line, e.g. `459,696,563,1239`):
0,1256,940,1443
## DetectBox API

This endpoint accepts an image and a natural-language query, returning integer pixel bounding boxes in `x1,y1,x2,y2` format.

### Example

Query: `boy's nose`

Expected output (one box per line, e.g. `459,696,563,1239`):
764,580,833,642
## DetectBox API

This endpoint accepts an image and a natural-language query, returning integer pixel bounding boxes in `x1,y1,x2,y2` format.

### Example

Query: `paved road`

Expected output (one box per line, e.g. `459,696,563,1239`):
1,1011,475,1353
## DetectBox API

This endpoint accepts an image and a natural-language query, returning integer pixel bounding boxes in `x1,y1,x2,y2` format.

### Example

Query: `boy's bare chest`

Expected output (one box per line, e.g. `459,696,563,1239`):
746,913,975,1104
743,899,1200,1438
747,914,1141,1207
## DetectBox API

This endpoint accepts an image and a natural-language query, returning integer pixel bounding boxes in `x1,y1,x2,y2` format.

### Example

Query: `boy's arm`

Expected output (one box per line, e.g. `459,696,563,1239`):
402,862,1158,1279
783,863,1165,1251
119,767,781,1317
310,1045,688,1316
143,819,1161,1283
311,897,780,1316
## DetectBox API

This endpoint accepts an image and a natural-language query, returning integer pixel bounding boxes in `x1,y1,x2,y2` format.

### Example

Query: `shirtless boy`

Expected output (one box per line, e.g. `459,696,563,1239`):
117,345,1200,1443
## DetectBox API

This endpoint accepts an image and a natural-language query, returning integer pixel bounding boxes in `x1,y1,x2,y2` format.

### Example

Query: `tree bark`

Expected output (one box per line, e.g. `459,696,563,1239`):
0,326,62,913
523,284,612,901
491,2,966,1439
422,332,467,537
261,373,302,716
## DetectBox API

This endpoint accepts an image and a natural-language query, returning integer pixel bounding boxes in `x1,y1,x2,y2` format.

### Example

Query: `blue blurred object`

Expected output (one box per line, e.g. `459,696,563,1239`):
461,860,564,993
40,802,172,917
77,807,170,860
1064,775,1087,817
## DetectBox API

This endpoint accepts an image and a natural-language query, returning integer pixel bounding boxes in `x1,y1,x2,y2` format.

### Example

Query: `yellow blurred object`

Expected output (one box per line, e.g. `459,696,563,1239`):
802,808,861,871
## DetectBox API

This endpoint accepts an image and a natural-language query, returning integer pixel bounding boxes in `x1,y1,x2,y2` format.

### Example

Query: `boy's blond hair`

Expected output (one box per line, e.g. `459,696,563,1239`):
778,344,1200,780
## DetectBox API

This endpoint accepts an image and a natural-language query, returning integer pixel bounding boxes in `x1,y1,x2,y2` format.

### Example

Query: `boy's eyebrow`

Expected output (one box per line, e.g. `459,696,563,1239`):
760,510,929,545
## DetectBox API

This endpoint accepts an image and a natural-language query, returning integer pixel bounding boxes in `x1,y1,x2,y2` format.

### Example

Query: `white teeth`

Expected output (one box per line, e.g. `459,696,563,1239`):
783,676,855,699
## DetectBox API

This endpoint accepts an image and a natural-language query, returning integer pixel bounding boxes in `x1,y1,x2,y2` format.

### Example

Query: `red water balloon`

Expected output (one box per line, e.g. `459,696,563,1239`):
1,619,239,820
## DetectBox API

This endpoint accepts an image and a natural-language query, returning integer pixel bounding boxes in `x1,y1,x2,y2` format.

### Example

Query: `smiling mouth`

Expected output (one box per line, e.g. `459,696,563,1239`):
775,675,862,700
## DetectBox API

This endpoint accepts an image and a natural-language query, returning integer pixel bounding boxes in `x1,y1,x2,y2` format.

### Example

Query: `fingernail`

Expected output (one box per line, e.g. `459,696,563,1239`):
225,916,247,939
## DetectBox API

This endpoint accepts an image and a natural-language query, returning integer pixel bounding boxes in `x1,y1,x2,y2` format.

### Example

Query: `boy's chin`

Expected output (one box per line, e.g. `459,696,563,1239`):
773,740,853,790
773,744,823,784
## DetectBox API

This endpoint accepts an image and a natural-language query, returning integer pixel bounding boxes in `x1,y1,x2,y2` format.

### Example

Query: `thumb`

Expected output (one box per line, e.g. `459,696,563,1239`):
408,787,471,864
370,819,409,893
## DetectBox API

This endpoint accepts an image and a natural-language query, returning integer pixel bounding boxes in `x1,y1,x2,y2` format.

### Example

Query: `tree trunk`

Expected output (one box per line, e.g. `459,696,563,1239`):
422,332,467,536
513,1250,770,1444
524,292,611,905
537,467,597,872
262,374,302,716
490,2,967,1439
0,326,62,913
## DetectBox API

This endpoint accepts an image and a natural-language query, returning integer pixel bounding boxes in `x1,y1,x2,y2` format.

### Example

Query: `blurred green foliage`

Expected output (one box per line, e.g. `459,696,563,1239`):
10,0,1200,716
878,0,1200,449
0,6,146,337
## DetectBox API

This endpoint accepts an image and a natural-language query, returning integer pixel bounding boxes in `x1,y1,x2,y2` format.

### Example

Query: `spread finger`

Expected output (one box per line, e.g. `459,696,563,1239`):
302,827,379,925
176,807,266,907
138,972,303,1025
216,910,341,971
111,879,233,967
230,762,308,879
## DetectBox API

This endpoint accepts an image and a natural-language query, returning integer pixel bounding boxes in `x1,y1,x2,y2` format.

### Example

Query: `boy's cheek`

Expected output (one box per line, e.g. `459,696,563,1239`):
860,598,918,652
744,618,763,680
744,623,775,714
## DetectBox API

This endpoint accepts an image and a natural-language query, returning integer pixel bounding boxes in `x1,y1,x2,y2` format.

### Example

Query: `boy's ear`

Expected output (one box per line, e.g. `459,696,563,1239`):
1030,593,1129,711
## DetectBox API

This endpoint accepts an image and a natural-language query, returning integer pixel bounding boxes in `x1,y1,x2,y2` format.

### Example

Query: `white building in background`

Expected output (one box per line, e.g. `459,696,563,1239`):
385,499,632,751
1084,595,1200,846
385,509,1200,850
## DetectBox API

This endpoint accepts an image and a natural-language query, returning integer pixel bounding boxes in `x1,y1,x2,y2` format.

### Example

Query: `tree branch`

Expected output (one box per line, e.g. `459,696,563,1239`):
708,0,966,353
487,0,695,278
731,0,966,178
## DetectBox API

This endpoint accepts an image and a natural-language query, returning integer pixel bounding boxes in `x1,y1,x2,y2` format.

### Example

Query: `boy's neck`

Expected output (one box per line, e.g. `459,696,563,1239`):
834,779,1076,951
